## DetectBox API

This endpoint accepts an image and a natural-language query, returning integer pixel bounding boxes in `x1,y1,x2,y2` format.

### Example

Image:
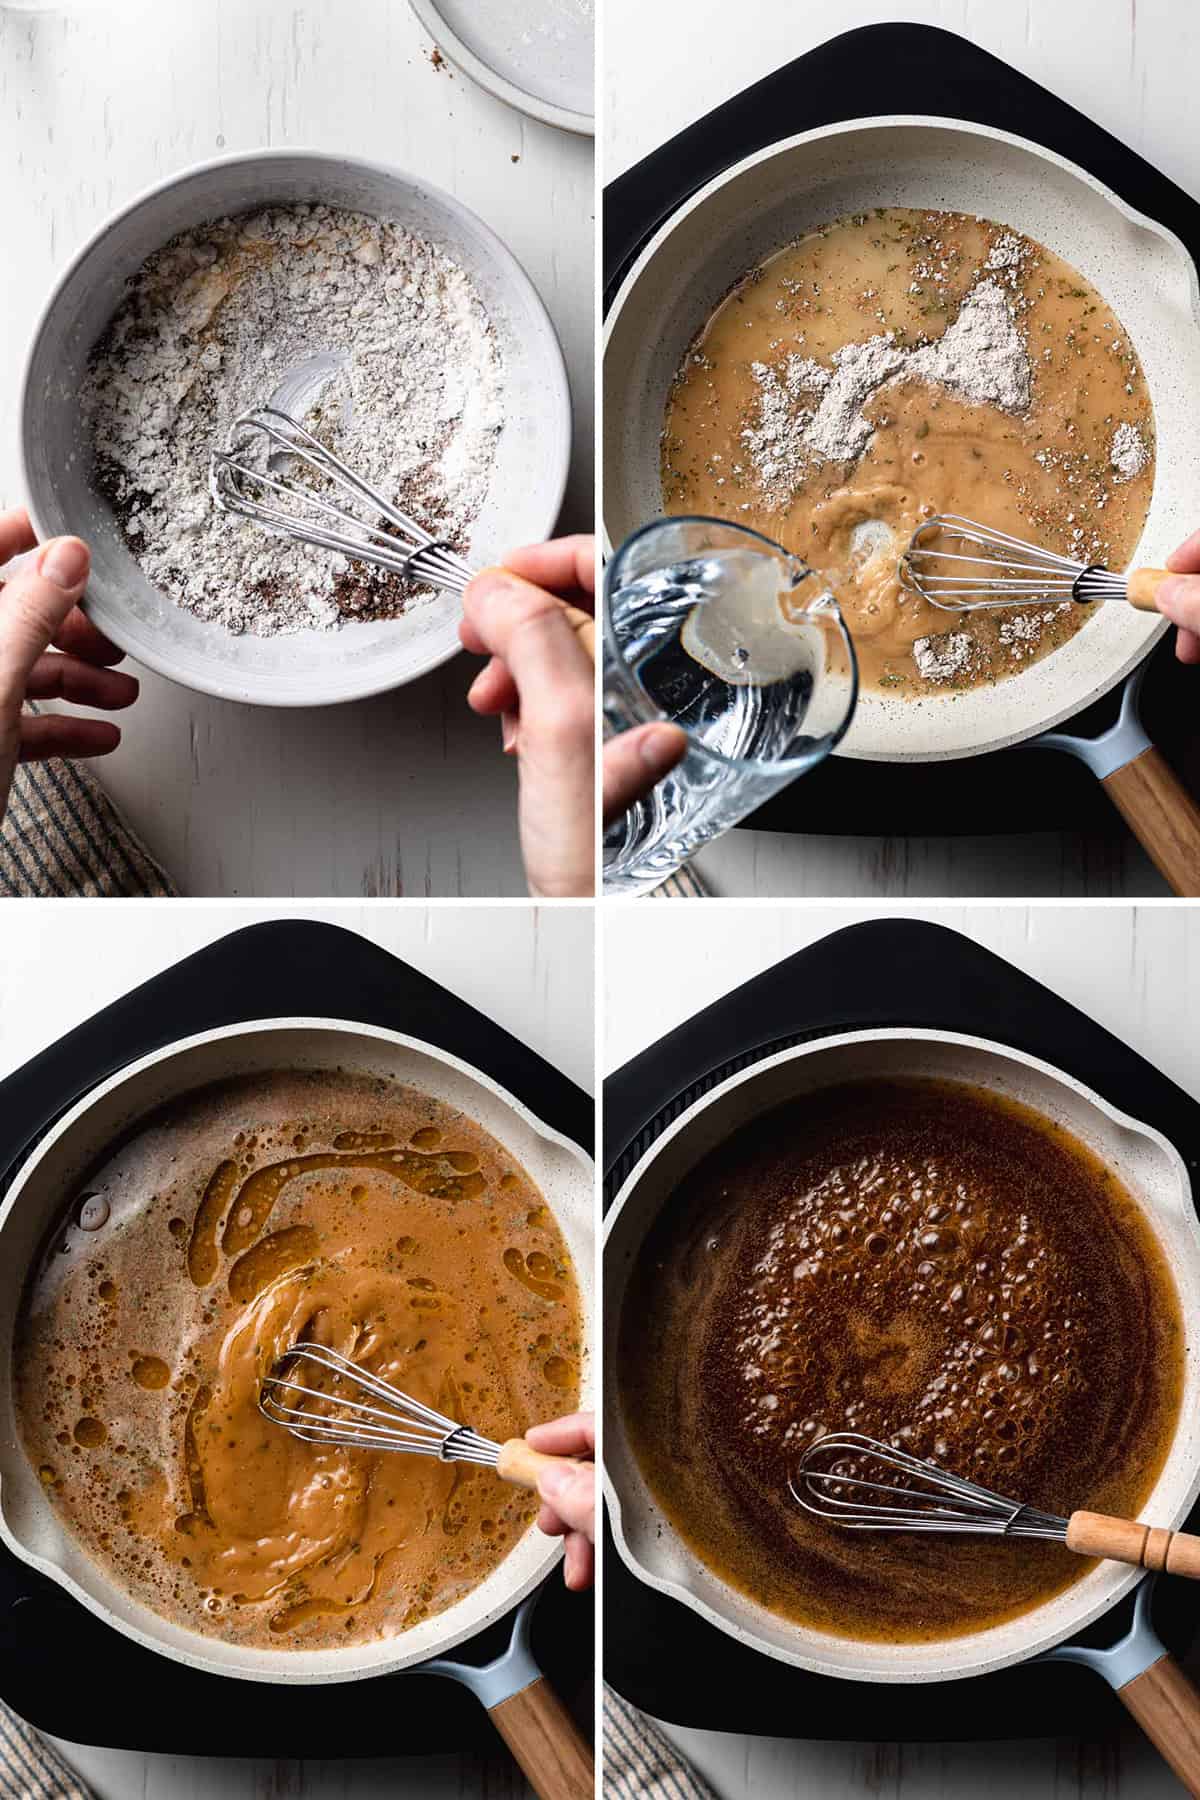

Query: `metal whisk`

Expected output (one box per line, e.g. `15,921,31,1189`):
210,407,478,596
791,1430,1200,1579
900,514,1169,615
259,1342,572,1490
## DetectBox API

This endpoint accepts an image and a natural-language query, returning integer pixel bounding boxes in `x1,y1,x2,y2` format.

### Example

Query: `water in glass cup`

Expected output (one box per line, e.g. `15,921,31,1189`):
604,520,858,895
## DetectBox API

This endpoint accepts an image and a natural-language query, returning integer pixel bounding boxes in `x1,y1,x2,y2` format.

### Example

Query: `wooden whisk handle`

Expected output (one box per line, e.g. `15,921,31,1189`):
1066,1511,1200,1578
495,1438,586,1491
1127,568,1174,612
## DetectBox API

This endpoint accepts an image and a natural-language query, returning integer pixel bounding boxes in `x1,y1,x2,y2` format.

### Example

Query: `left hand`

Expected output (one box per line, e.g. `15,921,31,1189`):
526,1410,595,1592
0,509,138,822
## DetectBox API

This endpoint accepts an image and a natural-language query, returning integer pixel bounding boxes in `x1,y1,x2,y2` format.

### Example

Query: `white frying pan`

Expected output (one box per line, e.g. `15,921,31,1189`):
603,118,1200,891
603,1030,1200,1791
0,1019,595,1800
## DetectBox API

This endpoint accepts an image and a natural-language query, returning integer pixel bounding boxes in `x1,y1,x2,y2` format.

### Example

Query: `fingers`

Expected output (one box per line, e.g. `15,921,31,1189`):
525,1413,596,1458
602,722,688,826
0,538,92,711
1168,529,1200,575
562,1531,594,1591
467,654,519,718
462,570,593,755
534,1459,594,1542
501,536,596,604
19,714,121,762
0,507,37,567
537,1502,567,1537
1154,575,1200,637
1176,627,1200,665
25,653,139,710
52,606,125,668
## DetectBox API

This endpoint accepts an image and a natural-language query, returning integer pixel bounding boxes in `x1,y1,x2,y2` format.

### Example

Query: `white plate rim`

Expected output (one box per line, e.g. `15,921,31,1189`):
408,0,595,136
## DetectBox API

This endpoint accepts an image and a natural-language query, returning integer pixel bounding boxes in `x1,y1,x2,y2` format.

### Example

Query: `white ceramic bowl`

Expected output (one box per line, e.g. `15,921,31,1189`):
20,150,571,707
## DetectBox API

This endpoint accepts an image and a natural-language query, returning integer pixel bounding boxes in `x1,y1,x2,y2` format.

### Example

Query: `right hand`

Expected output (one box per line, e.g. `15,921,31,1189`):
0,511,138,823
1151,528,1200,663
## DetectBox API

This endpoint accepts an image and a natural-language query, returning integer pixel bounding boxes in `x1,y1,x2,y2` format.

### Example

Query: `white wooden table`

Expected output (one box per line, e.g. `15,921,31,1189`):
604,0,1200,900
604,900,1199,1798
0,899,595,1798
0,0,594,898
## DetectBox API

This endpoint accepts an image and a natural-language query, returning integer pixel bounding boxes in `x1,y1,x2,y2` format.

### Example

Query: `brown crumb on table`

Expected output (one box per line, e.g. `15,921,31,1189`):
428,46,450,74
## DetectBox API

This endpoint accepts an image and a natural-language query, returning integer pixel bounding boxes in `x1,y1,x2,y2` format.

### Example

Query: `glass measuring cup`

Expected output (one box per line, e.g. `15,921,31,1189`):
603,517,859,895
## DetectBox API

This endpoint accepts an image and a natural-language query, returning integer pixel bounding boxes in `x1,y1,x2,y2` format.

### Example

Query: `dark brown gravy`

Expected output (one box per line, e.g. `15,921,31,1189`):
16,1070,582,1651
618,1078,1183,1642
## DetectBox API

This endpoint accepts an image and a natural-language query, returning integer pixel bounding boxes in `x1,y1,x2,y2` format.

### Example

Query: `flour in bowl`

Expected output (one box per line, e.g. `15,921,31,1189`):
84,205,504,636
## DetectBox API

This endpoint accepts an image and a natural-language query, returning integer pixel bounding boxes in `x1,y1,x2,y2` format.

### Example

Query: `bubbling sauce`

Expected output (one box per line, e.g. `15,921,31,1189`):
618,1079,1183,1642
16,1070,582,1650
662,209,1155,695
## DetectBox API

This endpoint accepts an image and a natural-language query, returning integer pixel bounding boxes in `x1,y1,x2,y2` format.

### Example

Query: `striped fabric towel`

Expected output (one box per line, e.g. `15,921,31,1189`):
603,1686,717,1799
646,862,708,899
0,1704,92,1799
2,724,176,898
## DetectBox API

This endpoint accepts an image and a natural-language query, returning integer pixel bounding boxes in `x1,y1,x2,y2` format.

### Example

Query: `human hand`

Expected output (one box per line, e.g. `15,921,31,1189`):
526,1410,594,1592
0,510,138,822
1153,529,1200,663
461,537,595,898
602,721,687,828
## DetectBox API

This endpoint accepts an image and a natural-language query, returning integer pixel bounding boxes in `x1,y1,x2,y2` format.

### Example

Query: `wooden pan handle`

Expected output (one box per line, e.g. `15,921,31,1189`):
1126,567,1174,612
1067,1512,1200,1578
495,1438,586,1491
488,1675,595,1800
1101,746,1200,895
1118,1653,1200,1797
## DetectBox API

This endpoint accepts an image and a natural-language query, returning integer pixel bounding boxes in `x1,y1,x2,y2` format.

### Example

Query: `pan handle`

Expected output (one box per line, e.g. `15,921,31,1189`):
1118,1654,1200,1797
487,1674,595,1800
423,1589,594,1800
1101,747,1200,896
1034,661,1200,896
1043,1574,1200,1797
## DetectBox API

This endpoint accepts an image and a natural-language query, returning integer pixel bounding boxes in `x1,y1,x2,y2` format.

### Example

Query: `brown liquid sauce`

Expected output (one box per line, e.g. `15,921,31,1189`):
16,1070,582,1650
662,210,1155,695
618,1079,1183,1642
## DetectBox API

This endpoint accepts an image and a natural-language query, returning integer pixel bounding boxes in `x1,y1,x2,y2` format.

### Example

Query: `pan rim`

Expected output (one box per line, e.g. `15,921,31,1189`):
602,113,1196,761
602,1024,1200,1683
0,1015,594,1684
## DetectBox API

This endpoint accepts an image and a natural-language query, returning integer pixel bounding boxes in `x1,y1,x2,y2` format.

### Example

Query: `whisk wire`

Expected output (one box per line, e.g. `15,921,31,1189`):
259,1341,503,1466
792,1430,1069,1541
900,513,1128,612
210,406,478,596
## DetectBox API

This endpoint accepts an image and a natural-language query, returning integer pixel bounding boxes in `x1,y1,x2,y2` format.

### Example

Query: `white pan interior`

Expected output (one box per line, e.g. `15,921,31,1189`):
21,151,571,707
0,1019,594,1684
603,1029,1200,1682
603,118,1200,760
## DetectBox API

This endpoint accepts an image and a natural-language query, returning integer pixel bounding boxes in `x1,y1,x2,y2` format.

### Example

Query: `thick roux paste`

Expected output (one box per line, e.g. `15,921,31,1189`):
618,1079,1183,1642
662,210,1155,695
16,1070,582,1650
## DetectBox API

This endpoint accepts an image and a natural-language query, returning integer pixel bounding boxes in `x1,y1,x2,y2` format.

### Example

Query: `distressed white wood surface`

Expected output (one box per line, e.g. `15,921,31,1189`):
0,0,594,898
604,0,1199,899
0,899,595,1797
603,899,1198,1796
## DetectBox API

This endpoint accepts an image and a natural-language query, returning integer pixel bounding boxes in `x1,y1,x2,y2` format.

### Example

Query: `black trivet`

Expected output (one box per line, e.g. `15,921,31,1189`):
0,919,592,1758
603,917,1200,1739
604,23,1200,837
